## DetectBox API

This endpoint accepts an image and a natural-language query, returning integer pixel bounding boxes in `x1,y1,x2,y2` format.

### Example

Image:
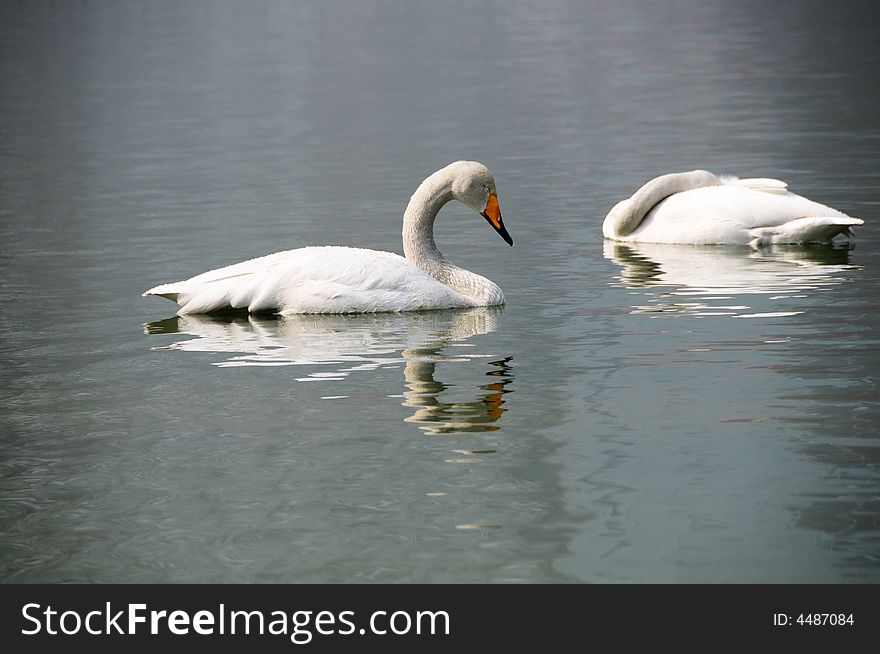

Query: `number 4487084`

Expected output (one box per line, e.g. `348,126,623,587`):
797,614,854,626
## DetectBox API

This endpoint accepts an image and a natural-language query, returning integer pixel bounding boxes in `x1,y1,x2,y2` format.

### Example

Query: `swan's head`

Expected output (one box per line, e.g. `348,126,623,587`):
448,161,514,246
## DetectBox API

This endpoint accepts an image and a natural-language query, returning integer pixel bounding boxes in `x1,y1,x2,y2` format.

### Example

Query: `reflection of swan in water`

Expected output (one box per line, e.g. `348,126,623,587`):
145,307,513,436
401,350,513,436
146,307,497,371
604,241,861,317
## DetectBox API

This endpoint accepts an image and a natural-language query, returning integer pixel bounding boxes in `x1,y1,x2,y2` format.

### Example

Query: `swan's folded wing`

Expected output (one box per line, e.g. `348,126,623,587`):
269,249,470,313
724,177,789,194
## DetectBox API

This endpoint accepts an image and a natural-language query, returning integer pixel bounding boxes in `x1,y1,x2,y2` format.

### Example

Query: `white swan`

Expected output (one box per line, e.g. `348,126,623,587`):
143,161,513,315
603,171,864,247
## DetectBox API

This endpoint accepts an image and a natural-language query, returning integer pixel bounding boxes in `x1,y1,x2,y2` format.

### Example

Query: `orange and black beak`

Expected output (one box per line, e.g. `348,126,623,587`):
481,193,513,246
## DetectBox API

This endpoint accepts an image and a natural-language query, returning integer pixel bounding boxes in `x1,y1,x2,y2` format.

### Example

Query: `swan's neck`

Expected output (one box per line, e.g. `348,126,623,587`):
604,170,721,238
403,171,453,269
402,170,503,304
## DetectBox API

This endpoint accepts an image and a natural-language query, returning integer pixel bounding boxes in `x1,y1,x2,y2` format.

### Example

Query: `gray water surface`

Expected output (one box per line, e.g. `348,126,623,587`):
1,1,878,583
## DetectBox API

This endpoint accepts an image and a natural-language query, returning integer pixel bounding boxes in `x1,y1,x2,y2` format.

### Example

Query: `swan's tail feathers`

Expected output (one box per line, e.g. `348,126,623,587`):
171,277,271,315
176,286,240,315
748,216,865,248
144,274,273,314
722,176,789,194
142,283,181,302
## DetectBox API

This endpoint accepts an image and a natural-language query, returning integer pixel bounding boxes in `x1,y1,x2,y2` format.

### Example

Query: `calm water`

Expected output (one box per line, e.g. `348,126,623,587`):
1,1,878,583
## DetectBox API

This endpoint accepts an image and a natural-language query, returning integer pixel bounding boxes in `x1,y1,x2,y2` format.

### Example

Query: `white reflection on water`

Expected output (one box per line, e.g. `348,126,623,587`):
604,242,862,318
145,307,513,437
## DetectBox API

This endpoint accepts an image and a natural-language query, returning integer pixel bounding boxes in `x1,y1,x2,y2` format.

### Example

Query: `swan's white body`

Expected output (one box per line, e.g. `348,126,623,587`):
603,171,863,247
144,161,512,315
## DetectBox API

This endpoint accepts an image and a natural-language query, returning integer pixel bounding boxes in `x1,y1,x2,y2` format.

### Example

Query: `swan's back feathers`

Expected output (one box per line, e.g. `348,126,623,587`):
721,176,789,194
144,246,478,315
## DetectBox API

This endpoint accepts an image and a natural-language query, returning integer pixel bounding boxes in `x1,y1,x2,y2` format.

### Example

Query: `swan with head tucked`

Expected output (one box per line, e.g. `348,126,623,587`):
603,170,864,247
143,161,513,315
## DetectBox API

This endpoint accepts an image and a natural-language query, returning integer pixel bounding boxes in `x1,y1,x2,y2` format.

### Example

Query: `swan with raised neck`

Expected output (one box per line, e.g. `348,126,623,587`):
402,161,512,305
143,160,513,314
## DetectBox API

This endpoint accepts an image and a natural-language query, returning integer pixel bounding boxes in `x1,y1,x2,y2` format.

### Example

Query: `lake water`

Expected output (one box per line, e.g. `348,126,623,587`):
1,1,878,583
